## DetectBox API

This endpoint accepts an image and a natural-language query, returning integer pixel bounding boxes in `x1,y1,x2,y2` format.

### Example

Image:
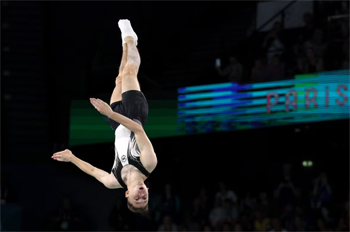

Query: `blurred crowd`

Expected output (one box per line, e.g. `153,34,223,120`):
2,163,349,231
215,2,349,84
108,164,349,232
44,196,87,231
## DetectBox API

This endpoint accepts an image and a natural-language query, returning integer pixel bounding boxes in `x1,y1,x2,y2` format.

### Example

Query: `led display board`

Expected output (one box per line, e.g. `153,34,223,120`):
177,70,349,134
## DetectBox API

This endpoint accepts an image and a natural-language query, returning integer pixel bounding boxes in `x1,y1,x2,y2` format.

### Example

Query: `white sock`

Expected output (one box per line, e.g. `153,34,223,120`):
118,19,138,46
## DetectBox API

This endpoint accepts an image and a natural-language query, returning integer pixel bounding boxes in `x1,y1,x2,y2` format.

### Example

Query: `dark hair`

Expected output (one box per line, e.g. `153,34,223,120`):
127,198,149,214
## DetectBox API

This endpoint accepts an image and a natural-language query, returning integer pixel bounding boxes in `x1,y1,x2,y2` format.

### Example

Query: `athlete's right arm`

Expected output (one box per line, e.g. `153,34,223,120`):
52,149,119,189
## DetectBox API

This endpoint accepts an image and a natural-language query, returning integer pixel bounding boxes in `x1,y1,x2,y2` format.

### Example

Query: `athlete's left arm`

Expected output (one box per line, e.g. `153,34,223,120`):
90,98,142,133
108,111,143,133
134,129,158,172
106,109,157,169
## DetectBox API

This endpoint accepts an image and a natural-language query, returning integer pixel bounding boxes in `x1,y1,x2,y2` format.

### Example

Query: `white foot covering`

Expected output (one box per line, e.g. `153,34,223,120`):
118,19,138,46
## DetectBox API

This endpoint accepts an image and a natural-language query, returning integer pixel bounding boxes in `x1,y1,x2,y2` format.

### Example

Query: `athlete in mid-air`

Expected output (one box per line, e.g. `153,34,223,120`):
52,19,157,214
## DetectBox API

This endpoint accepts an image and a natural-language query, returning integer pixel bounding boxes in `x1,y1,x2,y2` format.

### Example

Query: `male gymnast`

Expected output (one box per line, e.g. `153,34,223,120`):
52,19,157,214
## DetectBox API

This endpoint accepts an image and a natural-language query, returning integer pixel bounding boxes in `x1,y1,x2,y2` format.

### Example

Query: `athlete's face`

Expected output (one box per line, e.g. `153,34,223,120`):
126,184,149,208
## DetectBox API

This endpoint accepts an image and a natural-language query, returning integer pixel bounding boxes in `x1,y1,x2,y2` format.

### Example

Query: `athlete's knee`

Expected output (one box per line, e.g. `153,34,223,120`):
115,76,122,85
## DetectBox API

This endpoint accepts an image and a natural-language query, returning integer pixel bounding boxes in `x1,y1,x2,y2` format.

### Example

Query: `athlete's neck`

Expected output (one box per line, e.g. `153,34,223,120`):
125,169,145,187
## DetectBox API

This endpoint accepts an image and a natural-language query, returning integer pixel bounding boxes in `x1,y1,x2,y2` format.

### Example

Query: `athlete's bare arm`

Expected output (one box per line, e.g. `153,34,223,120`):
51,149,120,189
134,130,157,171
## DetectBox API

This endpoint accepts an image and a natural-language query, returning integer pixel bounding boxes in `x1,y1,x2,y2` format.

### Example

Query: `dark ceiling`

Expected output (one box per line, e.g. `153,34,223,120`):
45,1,256,98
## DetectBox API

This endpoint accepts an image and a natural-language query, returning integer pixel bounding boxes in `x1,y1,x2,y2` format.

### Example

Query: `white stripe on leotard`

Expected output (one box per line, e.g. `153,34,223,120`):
113,124,131,168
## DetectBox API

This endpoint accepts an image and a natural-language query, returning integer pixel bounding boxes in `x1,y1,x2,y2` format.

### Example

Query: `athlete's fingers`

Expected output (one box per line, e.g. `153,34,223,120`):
90,98,105,113
93,98,103,105
92,99,100,107
90,100,98,108
90,98,97,104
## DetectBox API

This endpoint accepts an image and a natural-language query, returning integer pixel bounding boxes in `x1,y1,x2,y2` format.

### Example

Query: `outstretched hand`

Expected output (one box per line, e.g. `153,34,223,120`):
52,149,74,162
90,98,114,117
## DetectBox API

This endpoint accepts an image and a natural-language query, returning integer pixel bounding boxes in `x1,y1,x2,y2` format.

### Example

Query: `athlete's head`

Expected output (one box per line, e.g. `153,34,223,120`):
125,183,149,213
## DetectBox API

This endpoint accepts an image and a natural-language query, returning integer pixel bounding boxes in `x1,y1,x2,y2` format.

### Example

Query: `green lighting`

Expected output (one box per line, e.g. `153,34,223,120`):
69,99,184,146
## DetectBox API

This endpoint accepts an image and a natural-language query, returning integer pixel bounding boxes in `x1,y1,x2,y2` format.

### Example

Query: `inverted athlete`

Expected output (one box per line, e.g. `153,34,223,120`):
51,19,157,214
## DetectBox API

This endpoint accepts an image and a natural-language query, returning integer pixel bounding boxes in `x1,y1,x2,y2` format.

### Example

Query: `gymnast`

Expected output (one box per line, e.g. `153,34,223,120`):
52,19,157,214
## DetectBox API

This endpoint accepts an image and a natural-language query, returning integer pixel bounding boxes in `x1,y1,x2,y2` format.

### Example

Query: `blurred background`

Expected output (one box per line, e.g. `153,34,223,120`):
1,1,349,231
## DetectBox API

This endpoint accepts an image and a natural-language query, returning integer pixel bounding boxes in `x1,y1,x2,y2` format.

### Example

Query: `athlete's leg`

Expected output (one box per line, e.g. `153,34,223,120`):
110,43,128,104
121,36,141,93
118,20,141,93
110,77,122,104
117,20,148,127
119,43,128,74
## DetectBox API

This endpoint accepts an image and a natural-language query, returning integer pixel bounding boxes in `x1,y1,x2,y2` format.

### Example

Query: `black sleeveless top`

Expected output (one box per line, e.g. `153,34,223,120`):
111,126,150,189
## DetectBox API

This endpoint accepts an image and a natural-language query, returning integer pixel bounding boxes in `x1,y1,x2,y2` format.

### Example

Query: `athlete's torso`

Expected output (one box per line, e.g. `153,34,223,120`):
111,122,150,188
